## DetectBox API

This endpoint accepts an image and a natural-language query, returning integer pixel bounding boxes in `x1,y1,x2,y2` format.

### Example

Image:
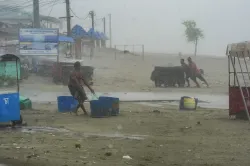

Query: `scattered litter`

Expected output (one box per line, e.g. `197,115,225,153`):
196,121,201,125
180,126,192,132
123,155,132,160
105,152,112,156
153,110,160,113
75,144,81,149
26,154,38,159
80,156,87,159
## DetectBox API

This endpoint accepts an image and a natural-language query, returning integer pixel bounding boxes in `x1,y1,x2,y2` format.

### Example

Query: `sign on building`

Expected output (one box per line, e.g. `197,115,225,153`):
19,28,59,56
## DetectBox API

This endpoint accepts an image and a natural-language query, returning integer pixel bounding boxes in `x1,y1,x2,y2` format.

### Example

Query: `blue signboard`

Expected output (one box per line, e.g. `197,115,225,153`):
0,93,20,122
19,28,59,56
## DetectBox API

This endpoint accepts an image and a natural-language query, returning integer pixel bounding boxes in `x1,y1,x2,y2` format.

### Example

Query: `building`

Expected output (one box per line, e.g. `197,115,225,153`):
0,5,61,40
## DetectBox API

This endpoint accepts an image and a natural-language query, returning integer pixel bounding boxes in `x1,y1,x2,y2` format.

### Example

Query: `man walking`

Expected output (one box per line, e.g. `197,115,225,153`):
68,61,95,115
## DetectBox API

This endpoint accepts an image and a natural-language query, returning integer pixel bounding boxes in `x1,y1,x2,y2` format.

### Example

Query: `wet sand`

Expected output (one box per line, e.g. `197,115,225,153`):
1,103,250,166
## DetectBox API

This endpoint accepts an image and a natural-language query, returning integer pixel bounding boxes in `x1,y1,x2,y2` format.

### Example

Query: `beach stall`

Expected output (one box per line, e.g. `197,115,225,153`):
227,41,250,121
0,54,22,126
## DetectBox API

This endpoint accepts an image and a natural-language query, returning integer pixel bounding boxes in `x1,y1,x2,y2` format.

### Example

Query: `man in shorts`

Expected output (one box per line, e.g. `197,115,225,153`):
180,59,191,87
187,57,209,88
68,61,95,115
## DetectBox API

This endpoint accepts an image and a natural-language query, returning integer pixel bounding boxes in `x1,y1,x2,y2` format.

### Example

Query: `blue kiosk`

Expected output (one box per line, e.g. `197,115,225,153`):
0,54,22,126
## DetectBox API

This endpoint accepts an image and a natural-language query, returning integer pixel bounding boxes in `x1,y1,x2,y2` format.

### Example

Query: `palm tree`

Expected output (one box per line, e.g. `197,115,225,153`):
182,20,204,56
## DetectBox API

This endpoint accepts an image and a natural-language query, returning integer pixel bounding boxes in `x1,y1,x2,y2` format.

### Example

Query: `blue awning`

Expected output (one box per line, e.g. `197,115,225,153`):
87,28,100,40
59,35,74,43
96,31,102,40
71,24,89,39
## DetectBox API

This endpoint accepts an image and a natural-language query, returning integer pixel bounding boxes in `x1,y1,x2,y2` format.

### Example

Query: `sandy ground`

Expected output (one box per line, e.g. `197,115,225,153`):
1,103,250,166
19,49,231,94
1,50,250,165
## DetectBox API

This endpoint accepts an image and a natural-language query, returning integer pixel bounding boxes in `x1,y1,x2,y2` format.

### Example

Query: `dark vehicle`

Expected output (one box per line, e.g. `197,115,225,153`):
150,66,185,87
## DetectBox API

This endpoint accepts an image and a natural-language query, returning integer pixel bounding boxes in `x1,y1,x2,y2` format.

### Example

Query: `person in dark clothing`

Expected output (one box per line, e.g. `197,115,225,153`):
68,61,95,115
180,59,191,87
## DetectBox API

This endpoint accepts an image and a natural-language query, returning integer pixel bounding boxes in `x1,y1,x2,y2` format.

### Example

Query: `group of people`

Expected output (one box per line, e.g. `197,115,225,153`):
68,58,209,115
180,57,209,88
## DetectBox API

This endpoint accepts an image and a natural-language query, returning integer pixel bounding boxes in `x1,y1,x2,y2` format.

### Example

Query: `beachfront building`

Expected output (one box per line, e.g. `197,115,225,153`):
0,5,61,54
0,5,61,40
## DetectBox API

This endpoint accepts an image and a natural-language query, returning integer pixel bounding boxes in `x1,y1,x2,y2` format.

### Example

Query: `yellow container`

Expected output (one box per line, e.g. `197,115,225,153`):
179,96,197,110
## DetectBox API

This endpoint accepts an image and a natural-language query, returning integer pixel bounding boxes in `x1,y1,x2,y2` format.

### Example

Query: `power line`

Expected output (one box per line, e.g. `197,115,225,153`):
47,0,61,16
0,0,63,17
70,8,89,20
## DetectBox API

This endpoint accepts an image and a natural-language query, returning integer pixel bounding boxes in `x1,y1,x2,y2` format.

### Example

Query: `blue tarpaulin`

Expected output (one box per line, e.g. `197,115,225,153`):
71,24,89,39
59,36,74,43
88,28,100,40
96,31,102,40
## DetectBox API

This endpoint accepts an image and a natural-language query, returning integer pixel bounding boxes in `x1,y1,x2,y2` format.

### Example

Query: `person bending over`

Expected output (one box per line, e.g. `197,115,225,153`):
187,57,209,88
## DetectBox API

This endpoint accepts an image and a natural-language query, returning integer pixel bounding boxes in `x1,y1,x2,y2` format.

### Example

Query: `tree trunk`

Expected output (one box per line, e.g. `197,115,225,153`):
194,38,198,56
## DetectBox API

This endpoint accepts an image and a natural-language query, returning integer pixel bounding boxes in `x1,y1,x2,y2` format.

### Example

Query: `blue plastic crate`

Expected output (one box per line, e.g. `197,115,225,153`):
90,100,111,118
98,96,119,116
57,96,78,112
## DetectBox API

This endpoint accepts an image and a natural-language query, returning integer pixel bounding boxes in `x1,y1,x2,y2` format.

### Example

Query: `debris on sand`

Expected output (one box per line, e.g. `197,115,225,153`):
123,155,132,160
105,152,112,156
153,110,160,113
75,144,81,149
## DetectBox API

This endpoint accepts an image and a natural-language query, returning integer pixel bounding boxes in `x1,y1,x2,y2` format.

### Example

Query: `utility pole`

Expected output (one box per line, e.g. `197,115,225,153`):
89,11,95,30
109,14,112,48
102,17,106,34
33,0,40,28
66,0,71,36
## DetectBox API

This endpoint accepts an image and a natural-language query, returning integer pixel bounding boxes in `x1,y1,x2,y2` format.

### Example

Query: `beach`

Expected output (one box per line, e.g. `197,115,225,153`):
1,50,250,166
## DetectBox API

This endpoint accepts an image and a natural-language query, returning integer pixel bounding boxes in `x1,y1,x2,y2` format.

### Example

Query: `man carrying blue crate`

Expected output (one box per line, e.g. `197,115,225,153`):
68,61,95,115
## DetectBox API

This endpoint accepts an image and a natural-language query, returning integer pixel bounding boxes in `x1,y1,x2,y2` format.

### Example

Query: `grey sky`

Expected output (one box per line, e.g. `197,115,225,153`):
41,0,250,56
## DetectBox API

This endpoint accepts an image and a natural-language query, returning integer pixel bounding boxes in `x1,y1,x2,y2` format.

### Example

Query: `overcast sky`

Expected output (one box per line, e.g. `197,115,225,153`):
40,0,250,56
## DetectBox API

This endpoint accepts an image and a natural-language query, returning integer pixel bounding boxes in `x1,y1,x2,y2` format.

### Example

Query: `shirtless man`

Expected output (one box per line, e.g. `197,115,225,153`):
68,61,95,115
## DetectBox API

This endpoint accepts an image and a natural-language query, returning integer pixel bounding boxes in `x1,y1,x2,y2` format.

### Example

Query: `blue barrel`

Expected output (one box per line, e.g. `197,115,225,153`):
57,96,78,112
90,100,111,118
0,93,20,122
179,96,198,111
98,96,119,116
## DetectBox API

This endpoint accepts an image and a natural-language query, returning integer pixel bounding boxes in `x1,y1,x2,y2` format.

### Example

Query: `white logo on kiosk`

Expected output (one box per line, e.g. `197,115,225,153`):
3,98,9,104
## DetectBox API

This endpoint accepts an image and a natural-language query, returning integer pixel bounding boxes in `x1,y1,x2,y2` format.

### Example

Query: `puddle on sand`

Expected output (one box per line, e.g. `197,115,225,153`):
0,126,69,133
68,132,147,140
0,126,146,140
20,91,227,109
